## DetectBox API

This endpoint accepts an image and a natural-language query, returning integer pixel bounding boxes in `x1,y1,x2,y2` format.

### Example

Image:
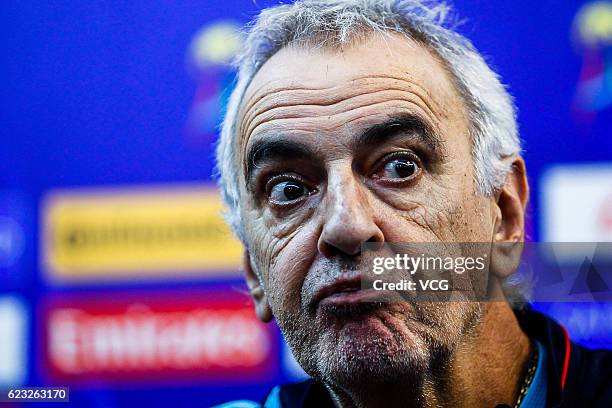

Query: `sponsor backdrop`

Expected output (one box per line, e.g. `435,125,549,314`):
1,0,611,406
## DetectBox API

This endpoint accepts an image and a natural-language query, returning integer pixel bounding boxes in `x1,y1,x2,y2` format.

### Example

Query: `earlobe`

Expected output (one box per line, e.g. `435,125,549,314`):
242,250,273,323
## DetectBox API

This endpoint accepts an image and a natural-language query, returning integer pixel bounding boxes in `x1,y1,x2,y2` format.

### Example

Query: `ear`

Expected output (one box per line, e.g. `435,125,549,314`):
490,157,529,279
243,249,273,323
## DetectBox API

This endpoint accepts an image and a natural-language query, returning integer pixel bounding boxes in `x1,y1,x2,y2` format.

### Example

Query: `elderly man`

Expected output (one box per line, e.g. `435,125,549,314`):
214,1,611,407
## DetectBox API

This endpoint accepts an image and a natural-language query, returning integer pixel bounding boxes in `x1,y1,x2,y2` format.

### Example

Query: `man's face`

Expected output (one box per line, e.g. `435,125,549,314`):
236,34,497,385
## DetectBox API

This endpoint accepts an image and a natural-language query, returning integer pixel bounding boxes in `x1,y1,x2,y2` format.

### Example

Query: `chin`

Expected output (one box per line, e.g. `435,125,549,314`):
310,318,432,386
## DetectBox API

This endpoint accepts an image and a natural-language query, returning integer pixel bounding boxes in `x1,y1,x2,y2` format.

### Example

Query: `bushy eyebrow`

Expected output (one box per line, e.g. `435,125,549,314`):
245,139,316,188
244,113,445,188
353,113,443,154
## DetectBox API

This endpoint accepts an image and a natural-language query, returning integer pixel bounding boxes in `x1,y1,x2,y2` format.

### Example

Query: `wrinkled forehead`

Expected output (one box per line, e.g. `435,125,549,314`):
235,32,469,168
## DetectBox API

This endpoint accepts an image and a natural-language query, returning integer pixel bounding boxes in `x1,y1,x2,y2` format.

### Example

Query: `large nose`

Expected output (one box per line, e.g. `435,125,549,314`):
318,169,384,257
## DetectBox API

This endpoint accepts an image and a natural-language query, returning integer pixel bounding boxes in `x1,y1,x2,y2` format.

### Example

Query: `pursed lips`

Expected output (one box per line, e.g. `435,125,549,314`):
309,275,383,312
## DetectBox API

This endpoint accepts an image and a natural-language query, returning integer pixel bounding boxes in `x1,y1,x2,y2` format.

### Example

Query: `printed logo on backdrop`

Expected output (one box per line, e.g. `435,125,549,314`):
541,165,612,244
184,21,242,147
40,184,242,282
40,290,278,385
572,1,612,116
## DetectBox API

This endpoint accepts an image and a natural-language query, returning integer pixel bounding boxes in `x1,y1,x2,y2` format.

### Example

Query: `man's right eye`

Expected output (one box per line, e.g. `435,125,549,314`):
269,180,310,204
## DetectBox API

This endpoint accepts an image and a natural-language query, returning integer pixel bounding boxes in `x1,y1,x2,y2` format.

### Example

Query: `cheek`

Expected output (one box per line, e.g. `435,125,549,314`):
268,229,321,320
374,159,490,242
246,194,319,248
373,183,464,242
244,206,320,315
456,194,495,241
417,302,482,344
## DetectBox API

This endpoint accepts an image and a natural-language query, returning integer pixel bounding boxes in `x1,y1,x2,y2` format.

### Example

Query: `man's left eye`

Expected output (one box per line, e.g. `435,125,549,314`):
382,158,420,179
269,180,310,203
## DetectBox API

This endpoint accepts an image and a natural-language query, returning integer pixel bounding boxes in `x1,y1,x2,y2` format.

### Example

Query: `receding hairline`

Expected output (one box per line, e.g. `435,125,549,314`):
238,28,461,113
234,30,471,170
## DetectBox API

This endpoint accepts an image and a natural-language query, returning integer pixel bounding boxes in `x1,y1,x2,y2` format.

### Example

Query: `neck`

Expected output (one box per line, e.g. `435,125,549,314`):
325,302,531,408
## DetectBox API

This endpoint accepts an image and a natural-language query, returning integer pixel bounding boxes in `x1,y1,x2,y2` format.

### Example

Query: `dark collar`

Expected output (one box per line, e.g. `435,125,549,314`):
514,307,571,407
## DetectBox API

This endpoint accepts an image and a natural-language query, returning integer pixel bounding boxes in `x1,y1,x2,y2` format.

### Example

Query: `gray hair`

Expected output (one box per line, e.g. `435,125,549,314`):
216,0,521,243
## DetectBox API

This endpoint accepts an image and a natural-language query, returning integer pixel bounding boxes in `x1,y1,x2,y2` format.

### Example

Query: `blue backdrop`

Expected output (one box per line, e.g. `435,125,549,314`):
1,1,611,406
